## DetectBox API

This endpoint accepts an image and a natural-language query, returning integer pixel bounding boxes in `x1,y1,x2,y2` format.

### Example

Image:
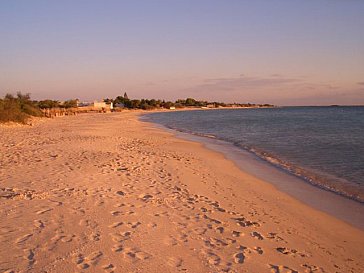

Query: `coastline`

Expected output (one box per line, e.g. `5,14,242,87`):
0,112,363,272
143,117,364,230
143,107,364,204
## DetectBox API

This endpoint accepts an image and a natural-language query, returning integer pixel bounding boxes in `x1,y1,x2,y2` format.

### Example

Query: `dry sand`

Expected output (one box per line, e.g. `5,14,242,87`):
0,112,363,273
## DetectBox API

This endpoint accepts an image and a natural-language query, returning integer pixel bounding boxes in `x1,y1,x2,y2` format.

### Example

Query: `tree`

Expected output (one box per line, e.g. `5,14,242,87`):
149,99,157,107
123,92,129,100
103,98,113,104
185,98,196,106
16,92,31,103
129,99,141,109
163,101,175,109
38,100,60,109
62,99,78,108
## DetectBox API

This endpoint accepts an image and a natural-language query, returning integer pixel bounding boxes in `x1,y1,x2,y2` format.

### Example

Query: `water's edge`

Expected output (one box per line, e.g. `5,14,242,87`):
140,114,364,230
162,125,363,204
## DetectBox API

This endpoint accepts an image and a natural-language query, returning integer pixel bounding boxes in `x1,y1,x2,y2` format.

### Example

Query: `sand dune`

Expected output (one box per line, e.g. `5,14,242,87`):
0,112,363,273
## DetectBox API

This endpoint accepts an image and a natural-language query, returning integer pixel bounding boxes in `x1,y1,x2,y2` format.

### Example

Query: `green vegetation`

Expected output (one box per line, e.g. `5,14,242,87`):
0,93,43,123
112,92,274,110
37,99,60,109
37,99,78,109
0,93,80,124
113,93,170,110
0,91,274,124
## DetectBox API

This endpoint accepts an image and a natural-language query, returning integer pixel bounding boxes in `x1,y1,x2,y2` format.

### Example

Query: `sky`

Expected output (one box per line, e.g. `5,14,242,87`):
0,0,363,105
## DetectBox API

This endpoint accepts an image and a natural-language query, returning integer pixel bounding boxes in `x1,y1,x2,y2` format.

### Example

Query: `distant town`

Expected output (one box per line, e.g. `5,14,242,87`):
0,92,274,123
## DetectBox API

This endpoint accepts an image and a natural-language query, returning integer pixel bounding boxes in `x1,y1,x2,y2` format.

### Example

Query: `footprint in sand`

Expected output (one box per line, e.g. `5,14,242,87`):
154,211,169,217
232,231,242,237
121,231,132,237
36,208,53,215
111,211,122,216
267,232,286,243
233,217,260,227
233,252,245,264
177,233,189,243
215,207,226,213
88,232,101,241
61,234,75,243
16,234,33,244
123,247,150,261
302,264,325,273
87,251,103,265
115,190,125,196
167,257,183,268
112,244,123,252
226,238,237,244
73,207,86,215
127,221,141,229
251,231,264,240
204,251,221,266
215,226,224,234
147,222,157,228
95,200,105,206
75,251,103,269
108,221,123,228
138,194,154,202
276,247,306,257
254,246,264,254
111,231,132,243
121,210,135,216
193,227,207,235
163,236,178,246
74,254,86,268
200,207,210,213
203,215,222,225
33,220,45,229
113,203,124,208
24,249,36,266
204,237,228,248
269,264,299,273
102,263,116,273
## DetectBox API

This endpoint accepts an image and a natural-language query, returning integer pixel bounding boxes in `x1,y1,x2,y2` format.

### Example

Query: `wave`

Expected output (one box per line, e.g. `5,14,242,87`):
243,146,364,203
161,123,364,204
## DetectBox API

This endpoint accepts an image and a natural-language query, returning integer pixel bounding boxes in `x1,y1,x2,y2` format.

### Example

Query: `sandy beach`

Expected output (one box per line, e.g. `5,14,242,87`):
0,112,363,273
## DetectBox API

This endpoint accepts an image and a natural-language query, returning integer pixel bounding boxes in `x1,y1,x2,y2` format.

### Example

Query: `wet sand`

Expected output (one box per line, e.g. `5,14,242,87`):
0,112,363,273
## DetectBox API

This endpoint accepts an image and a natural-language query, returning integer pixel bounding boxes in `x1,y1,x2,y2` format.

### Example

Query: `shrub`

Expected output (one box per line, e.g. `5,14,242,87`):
37,99,60,109
0,97,28,123
0,93,43,123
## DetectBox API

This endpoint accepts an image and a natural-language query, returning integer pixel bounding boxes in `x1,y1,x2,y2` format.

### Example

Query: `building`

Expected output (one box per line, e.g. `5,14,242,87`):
92,101,107,109
77,100,113,112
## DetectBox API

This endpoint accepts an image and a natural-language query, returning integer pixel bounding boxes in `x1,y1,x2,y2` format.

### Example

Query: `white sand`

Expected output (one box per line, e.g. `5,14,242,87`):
0,112,363,273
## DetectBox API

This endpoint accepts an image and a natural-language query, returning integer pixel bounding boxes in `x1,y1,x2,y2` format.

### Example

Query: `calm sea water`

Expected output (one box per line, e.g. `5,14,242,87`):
145,107,364,202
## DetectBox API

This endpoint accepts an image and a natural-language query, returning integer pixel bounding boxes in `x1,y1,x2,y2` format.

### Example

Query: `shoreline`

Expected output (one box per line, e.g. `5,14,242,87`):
0,112,363,272
142,119,364,230
143,107,364,205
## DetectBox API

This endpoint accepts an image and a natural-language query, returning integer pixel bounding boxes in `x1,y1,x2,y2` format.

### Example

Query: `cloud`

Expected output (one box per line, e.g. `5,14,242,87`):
357,82,364,85
283,88,364,106
188,74,342,95
177,73,363,105
195,74,303,92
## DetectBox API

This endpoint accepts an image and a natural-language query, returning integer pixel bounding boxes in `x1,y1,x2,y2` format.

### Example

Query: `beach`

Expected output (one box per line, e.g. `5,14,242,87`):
0,112,363,273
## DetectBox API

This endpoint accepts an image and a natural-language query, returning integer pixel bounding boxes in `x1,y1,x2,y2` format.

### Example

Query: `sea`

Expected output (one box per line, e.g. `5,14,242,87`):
144,106,364,204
